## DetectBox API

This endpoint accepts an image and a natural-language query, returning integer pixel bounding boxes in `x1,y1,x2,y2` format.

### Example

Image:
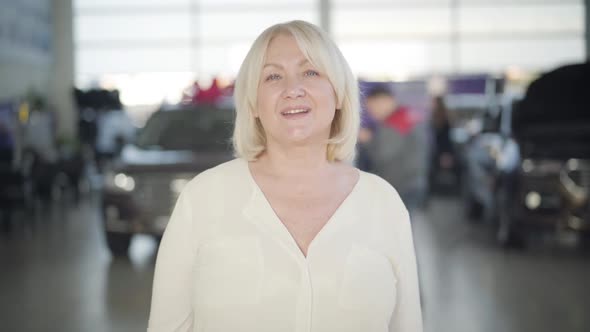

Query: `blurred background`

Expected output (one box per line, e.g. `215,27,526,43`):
1,0,589,331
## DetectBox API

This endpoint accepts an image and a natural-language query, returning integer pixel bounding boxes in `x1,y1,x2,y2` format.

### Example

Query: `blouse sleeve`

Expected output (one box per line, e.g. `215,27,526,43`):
388,207,423,332
147,186,196,332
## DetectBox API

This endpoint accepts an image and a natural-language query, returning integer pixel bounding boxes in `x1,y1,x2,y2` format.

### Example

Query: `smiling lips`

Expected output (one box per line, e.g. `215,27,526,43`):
280,107,311,117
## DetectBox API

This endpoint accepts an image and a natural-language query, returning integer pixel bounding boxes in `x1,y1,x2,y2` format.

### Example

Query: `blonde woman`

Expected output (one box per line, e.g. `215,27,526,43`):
148,20,422,332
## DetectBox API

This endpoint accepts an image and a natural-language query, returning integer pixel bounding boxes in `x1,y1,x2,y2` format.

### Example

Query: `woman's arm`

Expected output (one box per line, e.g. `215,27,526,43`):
148,188,196,332
389,208,423,332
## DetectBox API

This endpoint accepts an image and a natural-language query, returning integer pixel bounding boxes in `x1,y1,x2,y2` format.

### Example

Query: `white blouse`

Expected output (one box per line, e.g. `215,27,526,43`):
148,158,422,332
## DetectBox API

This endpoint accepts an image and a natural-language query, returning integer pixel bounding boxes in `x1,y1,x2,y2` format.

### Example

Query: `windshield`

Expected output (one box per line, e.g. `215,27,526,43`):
136,108,234,151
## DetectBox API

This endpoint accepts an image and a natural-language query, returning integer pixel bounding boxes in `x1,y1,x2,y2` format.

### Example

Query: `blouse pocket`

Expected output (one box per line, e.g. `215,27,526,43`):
338,244,397,319
195,236,264,308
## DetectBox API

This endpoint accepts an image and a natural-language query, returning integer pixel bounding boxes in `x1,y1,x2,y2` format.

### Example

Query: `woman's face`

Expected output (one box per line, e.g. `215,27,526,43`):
256,34,337,148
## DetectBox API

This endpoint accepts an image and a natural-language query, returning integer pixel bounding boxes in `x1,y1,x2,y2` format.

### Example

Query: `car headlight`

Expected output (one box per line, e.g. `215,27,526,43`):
105,172,135,192
525,191,541,210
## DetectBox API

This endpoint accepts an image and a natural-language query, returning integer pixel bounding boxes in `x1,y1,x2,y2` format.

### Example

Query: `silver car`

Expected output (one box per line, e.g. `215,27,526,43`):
101,105,234,255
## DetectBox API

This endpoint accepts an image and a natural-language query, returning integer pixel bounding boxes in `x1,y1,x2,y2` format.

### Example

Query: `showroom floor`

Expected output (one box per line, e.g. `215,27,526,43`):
1,193,589,332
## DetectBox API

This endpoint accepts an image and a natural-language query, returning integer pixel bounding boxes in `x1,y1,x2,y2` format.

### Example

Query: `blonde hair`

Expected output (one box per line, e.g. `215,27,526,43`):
232,20,360,162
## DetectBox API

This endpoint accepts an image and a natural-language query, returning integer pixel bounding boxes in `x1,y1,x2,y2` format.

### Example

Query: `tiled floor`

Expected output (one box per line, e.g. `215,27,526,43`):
1,193,589,332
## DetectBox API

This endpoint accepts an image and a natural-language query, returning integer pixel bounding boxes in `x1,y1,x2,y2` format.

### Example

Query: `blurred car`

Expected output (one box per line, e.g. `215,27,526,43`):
463,63,590,247
101,105,234,255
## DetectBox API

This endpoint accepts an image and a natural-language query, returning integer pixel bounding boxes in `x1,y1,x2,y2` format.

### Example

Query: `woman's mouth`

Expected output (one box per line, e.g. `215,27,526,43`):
280,108,310,118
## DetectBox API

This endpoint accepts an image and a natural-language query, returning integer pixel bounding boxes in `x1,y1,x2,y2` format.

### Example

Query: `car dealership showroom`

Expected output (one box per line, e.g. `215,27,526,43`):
1,1,590,331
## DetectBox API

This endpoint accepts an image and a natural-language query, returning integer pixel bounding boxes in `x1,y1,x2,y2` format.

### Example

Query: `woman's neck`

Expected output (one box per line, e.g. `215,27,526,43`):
256,141,332,179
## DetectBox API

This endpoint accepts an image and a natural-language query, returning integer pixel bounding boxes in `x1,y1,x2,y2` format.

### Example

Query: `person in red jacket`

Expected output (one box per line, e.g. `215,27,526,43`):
361,85,428,210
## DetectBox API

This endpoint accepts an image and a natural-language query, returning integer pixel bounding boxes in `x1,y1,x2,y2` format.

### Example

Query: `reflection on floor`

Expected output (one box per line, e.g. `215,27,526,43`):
1,194,589,332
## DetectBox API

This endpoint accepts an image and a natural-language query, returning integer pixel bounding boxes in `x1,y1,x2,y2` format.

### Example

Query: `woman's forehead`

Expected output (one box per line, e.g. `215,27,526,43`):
263,35,318,69
265,35,303,57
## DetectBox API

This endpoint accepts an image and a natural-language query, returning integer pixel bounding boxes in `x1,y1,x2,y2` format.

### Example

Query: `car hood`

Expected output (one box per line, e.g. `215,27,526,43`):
114,144,233,173
514,62,590,134
512,63,590,159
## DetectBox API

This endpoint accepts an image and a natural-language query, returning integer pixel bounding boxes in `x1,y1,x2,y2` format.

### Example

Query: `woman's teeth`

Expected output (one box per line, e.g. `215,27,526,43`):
282,109,308,115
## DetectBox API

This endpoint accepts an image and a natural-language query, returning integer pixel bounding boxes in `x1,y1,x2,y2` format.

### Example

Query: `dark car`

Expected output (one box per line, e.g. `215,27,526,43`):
101,105,234,255
463,63,590,247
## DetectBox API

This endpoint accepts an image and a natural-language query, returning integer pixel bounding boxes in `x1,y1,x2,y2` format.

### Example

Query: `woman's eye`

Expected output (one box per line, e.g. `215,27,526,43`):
304,70,319,77
265,73,281,81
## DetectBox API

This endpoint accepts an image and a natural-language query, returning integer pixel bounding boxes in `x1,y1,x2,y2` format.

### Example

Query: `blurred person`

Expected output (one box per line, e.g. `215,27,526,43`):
0,114,15,232
356,109,375,172
95,107,135,170
362,86,429,210
0,116,14,163
148,20,422,332
428,95,458,193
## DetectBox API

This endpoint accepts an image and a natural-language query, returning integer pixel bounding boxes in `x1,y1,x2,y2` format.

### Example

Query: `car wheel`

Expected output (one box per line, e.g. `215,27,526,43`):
106,232,131,256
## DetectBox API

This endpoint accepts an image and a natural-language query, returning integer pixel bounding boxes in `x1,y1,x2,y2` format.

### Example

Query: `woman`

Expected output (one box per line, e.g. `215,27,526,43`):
148,20,422,332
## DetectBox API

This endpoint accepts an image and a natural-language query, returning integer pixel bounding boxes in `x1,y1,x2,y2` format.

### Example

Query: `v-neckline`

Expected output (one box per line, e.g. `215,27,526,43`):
241,158,362,260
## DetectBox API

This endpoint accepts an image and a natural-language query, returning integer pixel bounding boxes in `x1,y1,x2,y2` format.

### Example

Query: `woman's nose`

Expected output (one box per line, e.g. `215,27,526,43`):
282,77,305,99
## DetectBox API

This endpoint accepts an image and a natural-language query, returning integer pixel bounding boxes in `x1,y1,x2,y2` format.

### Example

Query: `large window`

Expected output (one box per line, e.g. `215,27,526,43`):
75,0,585,105
74,0,316,105
333,0,585,77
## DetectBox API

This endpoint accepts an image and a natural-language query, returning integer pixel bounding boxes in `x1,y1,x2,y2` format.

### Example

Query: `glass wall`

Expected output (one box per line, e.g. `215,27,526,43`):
74,0,585,105
333,0,584,77
74,0,316,104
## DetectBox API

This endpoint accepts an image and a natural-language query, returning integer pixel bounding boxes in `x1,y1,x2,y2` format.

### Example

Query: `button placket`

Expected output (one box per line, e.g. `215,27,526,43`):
296,261,313,332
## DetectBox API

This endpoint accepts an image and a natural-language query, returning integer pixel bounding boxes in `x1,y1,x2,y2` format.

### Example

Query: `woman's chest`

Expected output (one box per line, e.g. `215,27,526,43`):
263,175,351,220
192,230,398,331
264,188,346,253
271,191,340,223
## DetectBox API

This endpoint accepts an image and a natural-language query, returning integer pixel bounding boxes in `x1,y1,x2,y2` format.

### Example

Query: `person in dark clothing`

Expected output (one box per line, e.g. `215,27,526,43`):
356,110,375,172
428,96,459,194
361,86,428,210
431,96,453,158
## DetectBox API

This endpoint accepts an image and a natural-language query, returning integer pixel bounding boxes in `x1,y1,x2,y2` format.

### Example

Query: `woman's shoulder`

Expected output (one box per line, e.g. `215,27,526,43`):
359,172,411,234
360,170,396,193
359,170,405,207
183,158,248,194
